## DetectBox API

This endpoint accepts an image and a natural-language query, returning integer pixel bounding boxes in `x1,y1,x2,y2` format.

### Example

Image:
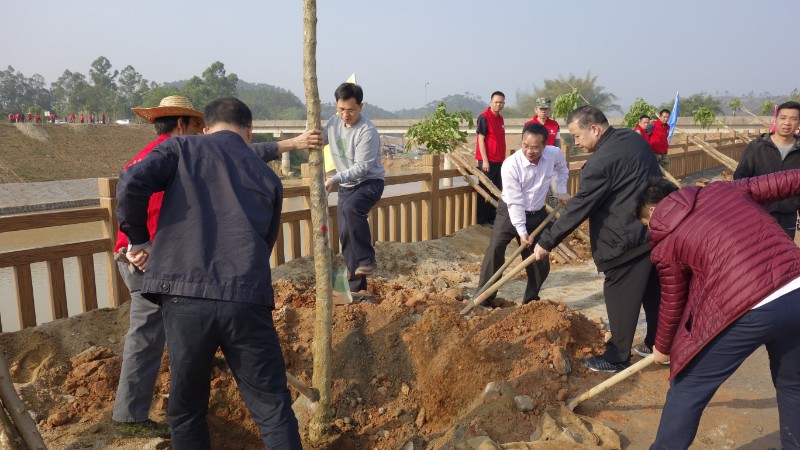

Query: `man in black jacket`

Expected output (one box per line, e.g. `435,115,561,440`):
734,100,800,238
117,97,301,450
533,106,662,373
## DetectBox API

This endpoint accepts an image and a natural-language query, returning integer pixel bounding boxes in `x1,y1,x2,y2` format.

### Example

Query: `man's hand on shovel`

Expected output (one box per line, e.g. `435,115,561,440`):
533,243,550,261
653,348,670,365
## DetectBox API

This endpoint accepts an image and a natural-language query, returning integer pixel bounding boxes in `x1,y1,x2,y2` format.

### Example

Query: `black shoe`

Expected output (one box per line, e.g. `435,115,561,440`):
113,419,170,438
633,343,652,358
522,297,540,304
354,262,377,277
580,356,630,373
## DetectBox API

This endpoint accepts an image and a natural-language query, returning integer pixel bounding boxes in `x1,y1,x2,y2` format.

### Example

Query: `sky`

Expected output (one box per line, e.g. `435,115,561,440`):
3,0,797,112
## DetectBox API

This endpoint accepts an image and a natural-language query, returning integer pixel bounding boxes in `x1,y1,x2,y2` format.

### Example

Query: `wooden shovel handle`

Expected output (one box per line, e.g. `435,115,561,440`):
286,371,319,402
567,354,655,411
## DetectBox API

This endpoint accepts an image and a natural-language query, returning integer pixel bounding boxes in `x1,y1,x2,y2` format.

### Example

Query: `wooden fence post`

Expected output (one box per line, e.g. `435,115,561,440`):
98,178,125,307
421,154,440,240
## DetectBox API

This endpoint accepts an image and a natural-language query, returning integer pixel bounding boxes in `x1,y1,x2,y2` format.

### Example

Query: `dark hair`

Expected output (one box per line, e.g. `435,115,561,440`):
659,109,671,116
490,91,505,100
335,83,363,104
639,114,650,121
204,97,252,129
154,116,192,135
522,122,549,143
776,100,800,117
636,176,679,219
566,105,609,129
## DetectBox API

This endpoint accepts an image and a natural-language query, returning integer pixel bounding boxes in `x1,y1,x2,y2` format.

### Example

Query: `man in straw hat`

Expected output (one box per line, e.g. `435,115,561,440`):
117,97,302,449
112,95,320,440
111,95,204,438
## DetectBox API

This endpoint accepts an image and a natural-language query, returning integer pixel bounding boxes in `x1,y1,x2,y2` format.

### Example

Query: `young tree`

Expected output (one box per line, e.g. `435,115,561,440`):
404,102,473,154
303,0,334,443
622,98,658,128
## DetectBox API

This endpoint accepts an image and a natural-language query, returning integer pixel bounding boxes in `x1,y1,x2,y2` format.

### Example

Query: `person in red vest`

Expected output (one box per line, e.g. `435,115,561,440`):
8,113,13,123
524,97,561,147
27,113,32,123
35,114,41,124
50,113,56,124
80,114,84,123
69,113,75,123
15,113,21,123
102,113,106,124
648,109,671,170
634,115,651,141
475,91,506,225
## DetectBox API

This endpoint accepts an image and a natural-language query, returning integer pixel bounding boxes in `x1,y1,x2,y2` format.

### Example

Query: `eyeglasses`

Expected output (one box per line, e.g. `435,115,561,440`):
337,107,358,115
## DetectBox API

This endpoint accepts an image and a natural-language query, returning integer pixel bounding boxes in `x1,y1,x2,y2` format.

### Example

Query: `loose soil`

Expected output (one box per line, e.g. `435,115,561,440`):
0,218,783,449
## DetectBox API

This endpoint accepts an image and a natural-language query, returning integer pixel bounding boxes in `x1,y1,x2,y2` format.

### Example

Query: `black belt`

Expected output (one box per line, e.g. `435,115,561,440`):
525,209,542,216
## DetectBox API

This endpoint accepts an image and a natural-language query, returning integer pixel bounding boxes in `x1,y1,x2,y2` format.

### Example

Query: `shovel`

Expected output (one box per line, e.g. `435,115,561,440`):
566,354,655,411
461,203,564,316
286,371,319,402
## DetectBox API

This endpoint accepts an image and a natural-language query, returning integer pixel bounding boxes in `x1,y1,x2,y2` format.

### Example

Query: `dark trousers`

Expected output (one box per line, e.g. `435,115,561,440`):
771,211,797,239
602,252,661,363
338,179,384,292
161,296,301,450
476,161,503,225
478,201,550,303
651,289,800,450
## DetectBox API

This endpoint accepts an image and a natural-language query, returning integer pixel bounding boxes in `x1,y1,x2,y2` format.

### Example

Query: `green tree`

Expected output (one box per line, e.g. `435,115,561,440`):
659,93,721,116
516,71,620,115
404,102,473,154
552,88,585,121
181,61,238,109
88,56,119,114
760,100,775,115
117,65,150,118
50,69,92,113
692,107,716,129
622,98,658,128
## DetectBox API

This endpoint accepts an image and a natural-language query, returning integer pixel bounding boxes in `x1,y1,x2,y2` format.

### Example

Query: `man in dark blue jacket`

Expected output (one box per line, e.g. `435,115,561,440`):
116,97,301,450
533,106,663,373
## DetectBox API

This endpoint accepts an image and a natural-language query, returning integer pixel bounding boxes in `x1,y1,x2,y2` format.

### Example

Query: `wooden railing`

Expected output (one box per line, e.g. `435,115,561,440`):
0,135,752,331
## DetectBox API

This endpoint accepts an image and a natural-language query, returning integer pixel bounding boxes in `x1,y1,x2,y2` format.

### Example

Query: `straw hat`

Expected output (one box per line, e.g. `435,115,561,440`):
132,95,204,128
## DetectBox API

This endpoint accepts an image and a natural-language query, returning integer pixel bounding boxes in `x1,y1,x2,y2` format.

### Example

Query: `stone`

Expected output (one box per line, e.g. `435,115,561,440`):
482,382,502,401
378,407,386,415
513,395,534,412
556,388,569,402
552,346,572,375
466,436,502,450
415,408,426,428
47,410,73,427
377,429,389,438
433,278,448,291
401,382,411,396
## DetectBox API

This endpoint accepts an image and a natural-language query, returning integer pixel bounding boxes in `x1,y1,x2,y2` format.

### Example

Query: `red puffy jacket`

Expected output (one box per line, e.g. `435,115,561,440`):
649,170,800,377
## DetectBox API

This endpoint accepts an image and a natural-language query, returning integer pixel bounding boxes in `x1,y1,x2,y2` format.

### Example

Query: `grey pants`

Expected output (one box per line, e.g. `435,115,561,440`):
112,261,166,422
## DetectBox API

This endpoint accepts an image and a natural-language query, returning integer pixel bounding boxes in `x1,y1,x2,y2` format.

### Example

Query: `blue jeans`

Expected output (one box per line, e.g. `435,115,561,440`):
337,179,384,292
112,261,165,423
162,296,301,450
651,289,800,449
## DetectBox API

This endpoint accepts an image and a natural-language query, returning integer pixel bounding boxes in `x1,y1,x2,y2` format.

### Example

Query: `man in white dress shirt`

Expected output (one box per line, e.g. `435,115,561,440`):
477,122,570,307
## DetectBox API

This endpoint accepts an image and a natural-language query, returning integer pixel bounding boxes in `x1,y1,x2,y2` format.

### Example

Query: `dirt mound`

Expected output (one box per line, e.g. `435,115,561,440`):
0,226,607,449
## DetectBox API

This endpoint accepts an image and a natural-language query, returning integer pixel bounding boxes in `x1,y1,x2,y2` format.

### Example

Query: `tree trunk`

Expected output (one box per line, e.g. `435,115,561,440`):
0,354,46,449
302,0,334,442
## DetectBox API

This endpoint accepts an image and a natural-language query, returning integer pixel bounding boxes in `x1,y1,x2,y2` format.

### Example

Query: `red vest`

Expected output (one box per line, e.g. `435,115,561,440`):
475,108,506,162
649,121,670,154
524,116,560,146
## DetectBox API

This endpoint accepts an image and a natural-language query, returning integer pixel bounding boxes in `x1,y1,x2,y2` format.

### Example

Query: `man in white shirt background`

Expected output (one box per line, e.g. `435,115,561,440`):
476,122,570,307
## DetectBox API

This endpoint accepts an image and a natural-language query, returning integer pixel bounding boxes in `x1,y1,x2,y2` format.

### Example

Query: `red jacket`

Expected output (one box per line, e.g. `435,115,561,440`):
113,134,170,252
649,170,800,377
634,125,650,142
524,116,560,146
648,121,669,154
475,108,506,162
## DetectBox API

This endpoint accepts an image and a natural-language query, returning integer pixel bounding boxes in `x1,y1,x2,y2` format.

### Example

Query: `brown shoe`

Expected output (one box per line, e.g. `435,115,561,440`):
354,262,377,276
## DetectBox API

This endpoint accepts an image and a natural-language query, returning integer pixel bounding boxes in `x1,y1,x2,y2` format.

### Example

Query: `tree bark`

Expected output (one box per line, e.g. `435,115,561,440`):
302,0,333,442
